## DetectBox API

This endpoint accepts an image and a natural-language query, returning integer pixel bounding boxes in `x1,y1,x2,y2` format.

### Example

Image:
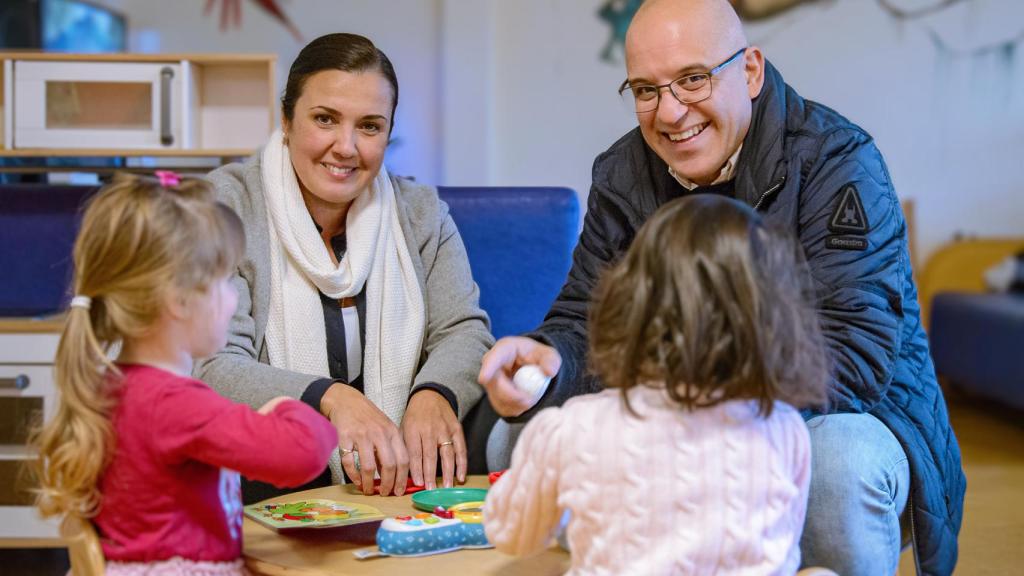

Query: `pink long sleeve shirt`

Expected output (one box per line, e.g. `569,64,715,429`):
484,386,811,575
94,364,337,563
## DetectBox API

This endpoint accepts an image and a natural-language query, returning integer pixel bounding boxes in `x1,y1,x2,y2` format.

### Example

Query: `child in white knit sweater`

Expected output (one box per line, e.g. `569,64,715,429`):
484,195,830,575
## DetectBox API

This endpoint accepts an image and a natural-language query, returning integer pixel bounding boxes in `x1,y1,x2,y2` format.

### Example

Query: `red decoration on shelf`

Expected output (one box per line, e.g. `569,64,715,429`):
204,0,303,42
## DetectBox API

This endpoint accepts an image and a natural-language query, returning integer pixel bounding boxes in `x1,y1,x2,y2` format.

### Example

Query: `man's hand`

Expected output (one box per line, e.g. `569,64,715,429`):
478,336,561,417
321,383,410,496
401,390,466,490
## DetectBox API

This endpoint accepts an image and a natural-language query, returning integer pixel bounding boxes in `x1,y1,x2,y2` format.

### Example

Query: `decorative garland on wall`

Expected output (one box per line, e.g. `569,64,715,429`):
876,0,968,19
598,0,642,63
597,0,1021,64
875,0,1021,59
730,0,817,20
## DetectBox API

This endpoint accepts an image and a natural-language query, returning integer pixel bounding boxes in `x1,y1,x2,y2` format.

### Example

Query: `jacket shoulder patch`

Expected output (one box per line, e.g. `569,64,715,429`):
828,183,869,234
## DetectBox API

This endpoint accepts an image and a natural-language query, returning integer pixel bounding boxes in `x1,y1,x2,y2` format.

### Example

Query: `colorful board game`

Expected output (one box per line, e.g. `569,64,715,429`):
244,499,385,531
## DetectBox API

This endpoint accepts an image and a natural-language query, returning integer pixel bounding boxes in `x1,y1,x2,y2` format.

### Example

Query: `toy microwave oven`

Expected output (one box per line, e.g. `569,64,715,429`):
9,60,184,149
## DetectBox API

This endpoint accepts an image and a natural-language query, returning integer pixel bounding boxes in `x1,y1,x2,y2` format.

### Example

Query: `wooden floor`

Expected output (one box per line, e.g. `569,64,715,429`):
943,395,1024,574
3,397,1022,575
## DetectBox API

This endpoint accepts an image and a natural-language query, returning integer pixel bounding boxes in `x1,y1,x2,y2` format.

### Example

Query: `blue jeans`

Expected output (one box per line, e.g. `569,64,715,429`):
801,413,910,576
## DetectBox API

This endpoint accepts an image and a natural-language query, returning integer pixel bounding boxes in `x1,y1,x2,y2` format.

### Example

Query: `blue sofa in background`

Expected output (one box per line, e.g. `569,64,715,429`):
0,184,580,340
920,238,1024,413
930,292,1024,412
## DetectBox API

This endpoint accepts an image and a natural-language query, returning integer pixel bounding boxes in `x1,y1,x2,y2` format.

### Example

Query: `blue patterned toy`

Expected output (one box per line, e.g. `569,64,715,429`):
370,501,491,558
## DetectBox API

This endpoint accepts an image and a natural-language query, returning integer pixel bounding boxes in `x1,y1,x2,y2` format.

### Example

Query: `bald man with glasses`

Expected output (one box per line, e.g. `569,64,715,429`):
479,1,964,574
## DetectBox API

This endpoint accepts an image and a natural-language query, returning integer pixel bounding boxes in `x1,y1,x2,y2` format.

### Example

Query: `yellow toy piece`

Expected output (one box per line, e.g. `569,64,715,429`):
450,501,485,524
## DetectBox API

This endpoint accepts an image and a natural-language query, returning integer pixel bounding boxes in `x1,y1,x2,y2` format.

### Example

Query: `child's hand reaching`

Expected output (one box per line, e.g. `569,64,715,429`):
258,396,292,415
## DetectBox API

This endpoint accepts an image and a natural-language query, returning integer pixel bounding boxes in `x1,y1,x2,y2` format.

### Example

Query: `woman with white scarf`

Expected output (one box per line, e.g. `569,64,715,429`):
199,33,493,501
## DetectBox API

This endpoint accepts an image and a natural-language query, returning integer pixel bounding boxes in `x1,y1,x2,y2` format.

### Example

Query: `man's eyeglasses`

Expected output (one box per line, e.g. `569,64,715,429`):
618,47,747,114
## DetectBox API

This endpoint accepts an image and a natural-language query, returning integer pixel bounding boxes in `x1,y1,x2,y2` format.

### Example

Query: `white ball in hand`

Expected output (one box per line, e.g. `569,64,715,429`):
512,365,552,402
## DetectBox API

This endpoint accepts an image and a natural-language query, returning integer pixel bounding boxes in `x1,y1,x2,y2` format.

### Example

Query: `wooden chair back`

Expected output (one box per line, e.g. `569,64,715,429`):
61,515,105,576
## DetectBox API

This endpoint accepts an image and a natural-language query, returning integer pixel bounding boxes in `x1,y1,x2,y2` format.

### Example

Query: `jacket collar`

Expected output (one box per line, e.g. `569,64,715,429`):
734,60,791,209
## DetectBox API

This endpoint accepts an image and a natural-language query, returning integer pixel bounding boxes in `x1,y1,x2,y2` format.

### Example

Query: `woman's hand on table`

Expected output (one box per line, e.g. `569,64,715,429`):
320,382,410,497
401,389,466,490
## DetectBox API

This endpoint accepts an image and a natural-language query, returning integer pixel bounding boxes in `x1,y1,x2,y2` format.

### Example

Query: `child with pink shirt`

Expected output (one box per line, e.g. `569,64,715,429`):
485,195,830,575
32,175,337,575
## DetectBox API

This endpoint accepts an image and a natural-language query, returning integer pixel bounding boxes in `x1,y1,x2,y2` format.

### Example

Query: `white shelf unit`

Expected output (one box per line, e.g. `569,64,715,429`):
0,52,276,158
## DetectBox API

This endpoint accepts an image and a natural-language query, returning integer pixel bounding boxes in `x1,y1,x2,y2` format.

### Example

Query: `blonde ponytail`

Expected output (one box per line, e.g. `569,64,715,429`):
33,305,119,517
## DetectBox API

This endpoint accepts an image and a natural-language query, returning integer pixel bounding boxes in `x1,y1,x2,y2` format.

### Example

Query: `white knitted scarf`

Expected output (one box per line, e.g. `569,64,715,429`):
261,130,425,481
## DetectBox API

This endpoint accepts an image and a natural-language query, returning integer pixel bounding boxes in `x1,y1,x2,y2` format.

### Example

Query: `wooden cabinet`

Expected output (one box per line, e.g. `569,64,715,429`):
0,52,276,158
0,318,63,546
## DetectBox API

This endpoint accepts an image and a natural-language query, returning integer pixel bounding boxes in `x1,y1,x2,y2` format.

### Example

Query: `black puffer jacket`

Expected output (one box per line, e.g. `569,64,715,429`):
521,61,965,575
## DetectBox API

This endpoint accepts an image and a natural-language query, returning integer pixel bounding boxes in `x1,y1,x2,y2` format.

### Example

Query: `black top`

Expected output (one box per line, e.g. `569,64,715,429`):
298,229,458,416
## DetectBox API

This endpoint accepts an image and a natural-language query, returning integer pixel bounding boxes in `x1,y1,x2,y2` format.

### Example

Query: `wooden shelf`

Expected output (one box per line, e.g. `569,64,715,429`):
0,317,64,333
0,51,276,64
0,537,65,549
0,148,255,158
0,445,35,460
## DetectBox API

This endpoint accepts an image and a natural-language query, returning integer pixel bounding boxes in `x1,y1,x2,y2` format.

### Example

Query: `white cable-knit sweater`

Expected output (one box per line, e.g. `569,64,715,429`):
484,386,811,575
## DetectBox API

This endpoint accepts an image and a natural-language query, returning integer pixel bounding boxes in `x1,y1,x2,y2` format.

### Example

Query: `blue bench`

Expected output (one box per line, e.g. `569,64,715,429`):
0,184,579,339
0,184,90,317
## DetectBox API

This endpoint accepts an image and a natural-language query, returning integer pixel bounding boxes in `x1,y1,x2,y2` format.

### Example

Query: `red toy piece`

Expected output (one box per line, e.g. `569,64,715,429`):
433,506,455,519
372,477,427,495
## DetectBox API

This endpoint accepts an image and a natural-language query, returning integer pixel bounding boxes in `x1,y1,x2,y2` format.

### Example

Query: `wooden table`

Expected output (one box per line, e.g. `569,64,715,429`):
243,475,569,575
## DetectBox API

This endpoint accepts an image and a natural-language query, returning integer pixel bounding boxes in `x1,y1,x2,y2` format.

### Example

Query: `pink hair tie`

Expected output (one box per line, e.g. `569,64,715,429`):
154,170,181,187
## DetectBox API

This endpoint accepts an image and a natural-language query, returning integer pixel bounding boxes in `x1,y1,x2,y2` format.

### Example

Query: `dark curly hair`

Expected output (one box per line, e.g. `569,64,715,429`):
588,194,830,417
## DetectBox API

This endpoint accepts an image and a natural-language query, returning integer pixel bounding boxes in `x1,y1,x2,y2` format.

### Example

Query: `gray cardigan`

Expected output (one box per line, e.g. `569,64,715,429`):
196,155,492,420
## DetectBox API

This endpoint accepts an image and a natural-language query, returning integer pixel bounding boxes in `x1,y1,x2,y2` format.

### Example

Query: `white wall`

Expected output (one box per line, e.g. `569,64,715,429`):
489,0,635,194
97,0,1022,263
439,0,496,185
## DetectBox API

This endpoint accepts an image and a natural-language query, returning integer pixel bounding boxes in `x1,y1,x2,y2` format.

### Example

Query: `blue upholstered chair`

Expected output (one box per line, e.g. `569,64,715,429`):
438,186,579,339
